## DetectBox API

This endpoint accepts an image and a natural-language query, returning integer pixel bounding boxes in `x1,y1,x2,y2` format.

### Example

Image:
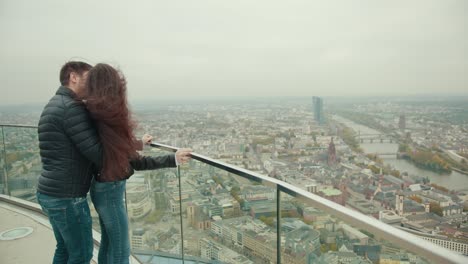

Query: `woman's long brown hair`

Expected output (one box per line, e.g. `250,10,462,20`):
85,63,139,181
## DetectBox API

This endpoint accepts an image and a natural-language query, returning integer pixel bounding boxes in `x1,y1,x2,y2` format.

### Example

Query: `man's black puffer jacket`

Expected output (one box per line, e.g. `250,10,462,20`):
37,86,103,197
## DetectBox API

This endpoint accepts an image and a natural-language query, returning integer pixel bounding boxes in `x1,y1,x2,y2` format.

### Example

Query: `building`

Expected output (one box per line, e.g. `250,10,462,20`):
398,115,406,130
303,207,329,224
441,204,463,217
306,183,318,194
222,199,242,218
131,228,146,250
153,191,167,210
312,96,324,124
380,253,410,264
402,213,443,234
209,217,277,263
395,194,404,216
419,191,451,207
126,174,152,219
186,203,211,230
199,238,253,264
319,187,344,206
328,137,337,165
379,210,403,225
243,230,277,263
353,244,381,263
241,185,275,201
169,190,190,215
284,226,321,264
199,238,221,261
315,251,372,264
339,223,369,245
420,236,468,255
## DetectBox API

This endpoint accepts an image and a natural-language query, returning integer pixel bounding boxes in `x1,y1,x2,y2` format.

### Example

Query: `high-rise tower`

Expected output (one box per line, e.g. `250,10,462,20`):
328,137,336,165
312,96,324,124
398,114,406,130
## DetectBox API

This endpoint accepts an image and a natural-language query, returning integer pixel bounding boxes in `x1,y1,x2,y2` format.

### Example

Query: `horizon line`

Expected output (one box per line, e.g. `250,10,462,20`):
1,93,468,107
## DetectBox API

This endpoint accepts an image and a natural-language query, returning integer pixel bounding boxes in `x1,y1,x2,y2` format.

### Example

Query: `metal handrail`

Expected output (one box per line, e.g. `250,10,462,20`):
150,142,467,264
0,124,38,129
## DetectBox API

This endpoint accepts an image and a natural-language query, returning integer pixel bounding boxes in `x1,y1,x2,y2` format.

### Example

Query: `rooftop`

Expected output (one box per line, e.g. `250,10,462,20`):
0,200,99,264
320,187,342,196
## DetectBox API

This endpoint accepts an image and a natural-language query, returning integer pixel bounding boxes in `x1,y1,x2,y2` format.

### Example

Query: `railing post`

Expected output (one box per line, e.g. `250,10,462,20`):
1,126,9,196
177,165,185,263
276,187,281,264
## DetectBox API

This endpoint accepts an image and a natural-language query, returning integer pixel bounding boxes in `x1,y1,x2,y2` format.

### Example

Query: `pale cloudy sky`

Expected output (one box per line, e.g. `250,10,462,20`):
0,0,467,105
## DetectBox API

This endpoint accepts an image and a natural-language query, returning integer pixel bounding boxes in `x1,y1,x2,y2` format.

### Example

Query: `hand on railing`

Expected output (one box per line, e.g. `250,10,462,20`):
175,148,192,165
142,134,153,145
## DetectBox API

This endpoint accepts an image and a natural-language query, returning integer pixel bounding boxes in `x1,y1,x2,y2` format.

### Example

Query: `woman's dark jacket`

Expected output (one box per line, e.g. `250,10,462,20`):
95,153,177,182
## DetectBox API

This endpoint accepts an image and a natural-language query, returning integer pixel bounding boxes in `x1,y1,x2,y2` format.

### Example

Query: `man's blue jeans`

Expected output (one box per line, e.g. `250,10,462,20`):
90,180,130,264
36,192,93,264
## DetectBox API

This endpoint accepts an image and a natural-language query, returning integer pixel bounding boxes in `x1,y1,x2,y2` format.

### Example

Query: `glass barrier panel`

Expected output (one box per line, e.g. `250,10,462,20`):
280,191,320,264
3,126,40,202
0,126,101,236
179,159,276,264
126,146,183,263
0,126,6,195
280,190,432,264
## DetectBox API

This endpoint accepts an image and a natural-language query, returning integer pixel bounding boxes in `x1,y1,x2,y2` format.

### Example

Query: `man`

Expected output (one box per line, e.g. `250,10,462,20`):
37,61,102,264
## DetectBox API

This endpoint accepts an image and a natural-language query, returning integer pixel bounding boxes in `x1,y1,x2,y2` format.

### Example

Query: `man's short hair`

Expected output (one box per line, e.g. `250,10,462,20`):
59,61,92,86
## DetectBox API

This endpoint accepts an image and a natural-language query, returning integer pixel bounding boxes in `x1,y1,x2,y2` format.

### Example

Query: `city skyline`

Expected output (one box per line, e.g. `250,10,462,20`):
1,0,467,105
2,96,467,262
0,95,468,264
1,93,468,109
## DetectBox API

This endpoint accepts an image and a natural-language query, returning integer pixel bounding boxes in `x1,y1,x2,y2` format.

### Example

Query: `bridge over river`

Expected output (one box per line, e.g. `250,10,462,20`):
354,133,396,143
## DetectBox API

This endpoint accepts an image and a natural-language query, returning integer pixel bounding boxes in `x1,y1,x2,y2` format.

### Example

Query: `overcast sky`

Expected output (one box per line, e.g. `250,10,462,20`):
1,0,467,105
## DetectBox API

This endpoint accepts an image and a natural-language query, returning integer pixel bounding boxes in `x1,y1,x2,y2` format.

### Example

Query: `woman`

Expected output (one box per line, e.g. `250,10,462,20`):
85,63,191,263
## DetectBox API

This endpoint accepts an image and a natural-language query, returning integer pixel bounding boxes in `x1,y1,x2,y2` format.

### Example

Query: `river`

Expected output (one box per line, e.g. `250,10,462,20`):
333,115,468,191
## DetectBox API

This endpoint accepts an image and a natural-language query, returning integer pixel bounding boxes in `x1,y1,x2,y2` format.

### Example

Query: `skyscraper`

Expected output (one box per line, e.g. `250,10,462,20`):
312,96,324,124
328,137,336,165
398,114,406,130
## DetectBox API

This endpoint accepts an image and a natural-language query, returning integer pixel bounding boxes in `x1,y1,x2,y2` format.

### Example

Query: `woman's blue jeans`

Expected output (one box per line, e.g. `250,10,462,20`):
90,180,130,264
36,192,93,264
